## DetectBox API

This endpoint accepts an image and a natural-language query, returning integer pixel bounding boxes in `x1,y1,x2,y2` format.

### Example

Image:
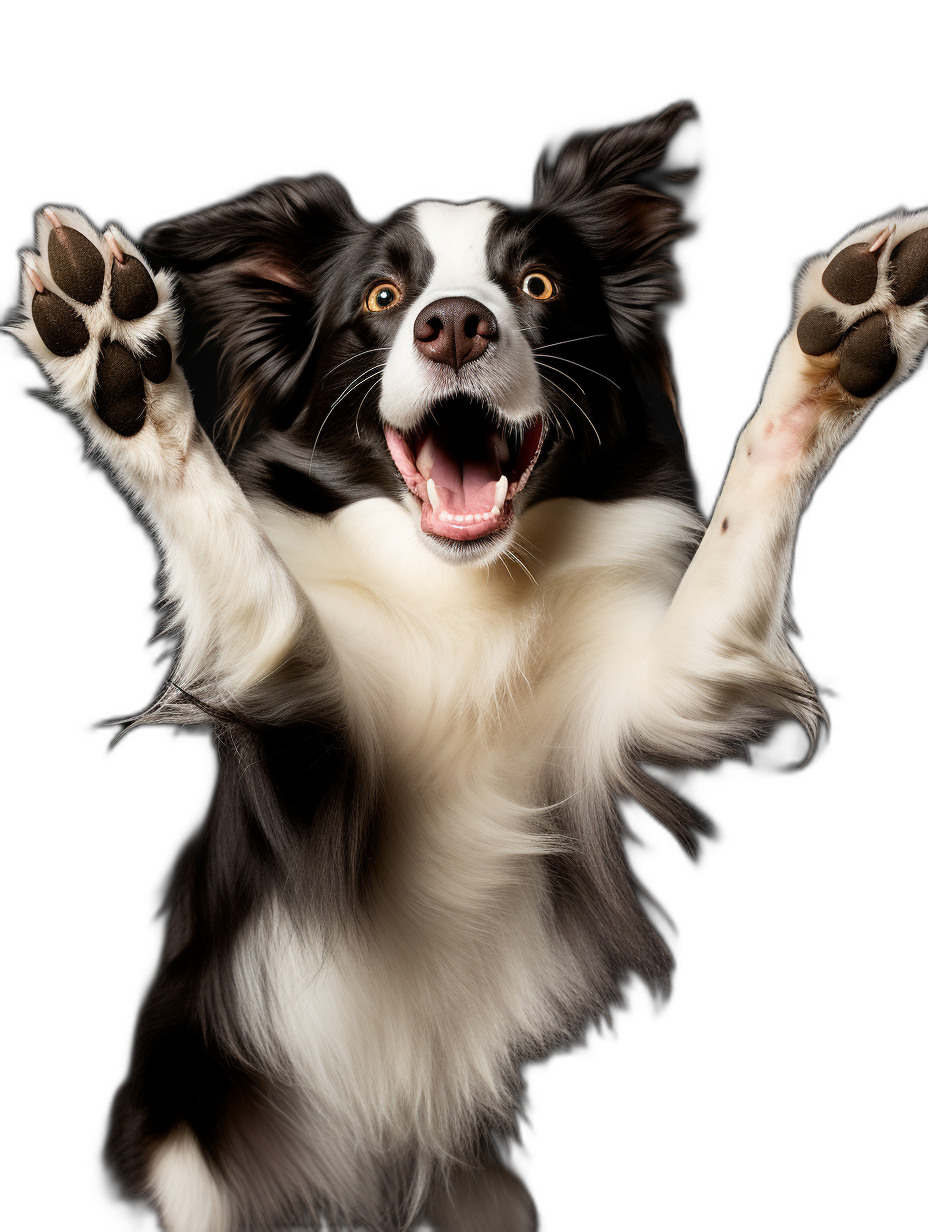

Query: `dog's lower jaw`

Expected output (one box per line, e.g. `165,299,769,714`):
402,491,519,565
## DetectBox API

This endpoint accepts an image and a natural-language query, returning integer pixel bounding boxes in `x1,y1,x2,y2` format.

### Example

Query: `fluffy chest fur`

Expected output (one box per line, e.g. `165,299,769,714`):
229,492,700,1157
260,491,699,801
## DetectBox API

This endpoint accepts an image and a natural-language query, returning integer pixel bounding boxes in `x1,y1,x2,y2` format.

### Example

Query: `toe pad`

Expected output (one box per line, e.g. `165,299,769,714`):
836,313,897,398
822,242,879,305
47,225,105,306
93,341,146,436
32,289,90,357
797,307,844,356
889,228,928,307
110,256,159,321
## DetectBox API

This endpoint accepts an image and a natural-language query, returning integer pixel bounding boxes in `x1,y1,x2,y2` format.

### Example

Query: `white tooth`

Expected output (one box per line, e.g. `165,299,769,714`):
465,514,475,524
439,511,452,523
454,514,465,524
494,476,508,508
491,505,500,518
426,478,439,512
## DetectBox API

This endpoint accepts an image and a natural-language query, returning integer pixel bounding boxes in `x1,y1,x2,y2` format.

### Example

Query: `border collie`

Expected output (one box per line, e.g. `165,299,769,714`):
12,101,928,1231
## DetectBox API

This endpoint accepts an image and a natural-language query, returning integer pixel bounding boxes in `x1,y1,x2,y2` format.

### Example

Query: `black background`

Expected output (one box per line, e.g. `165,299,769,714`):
5,33,921,1227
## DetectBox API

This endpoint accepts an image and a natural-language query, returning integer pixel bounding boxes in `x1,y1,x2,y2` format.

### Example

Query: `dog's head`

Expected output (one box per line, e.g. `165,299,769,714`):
144,102,695,563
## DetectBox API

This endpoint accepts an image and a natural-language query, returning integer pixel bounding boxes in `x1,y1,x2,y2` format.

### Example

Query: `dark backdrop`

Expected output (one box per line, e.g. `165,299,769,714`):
5,43,921,1232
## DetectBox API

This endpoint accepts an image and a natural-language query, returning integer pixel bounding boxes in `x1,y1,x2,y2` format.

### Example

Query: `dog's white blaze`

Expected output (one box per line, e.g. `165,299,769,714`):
415,199,498,294
378,201,543,431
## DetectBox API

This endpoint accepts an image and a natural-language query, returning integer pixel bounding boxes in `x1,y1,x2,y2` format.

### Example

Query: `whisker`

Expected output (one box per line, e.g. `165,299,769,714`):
533,333,608,352
536,359,586,397
510,531,543,567
538,372,602,446
354,380,381,439
539,353,623,394
503,548,538,586
321,348,390,385
310,366,384,473
328,364,386,413
543,402,573,441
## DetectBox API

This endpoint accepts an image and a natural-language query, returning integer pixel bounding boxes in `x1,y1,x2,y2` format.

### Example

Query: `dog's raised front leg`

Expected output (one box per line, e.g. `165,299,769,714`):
630,211,928,758
12,207,312,713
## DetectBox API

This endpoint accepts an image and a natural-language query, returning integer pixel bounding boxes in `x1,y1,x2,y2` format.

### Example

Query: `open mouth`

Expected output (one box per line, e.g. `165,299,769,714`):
384,396,545,543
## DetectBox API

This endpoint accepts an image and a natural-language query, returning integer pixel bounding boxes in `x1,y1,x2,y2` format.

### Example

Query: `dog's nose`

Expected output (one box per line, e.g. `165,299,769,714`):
413,297,498,369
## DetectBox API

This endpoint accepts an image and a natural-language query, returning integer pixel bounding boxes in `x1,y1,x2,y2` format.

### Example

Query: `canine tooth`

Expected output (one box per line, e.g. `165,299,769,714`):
494,476,508,508
426,478,439,512
491,506,500,518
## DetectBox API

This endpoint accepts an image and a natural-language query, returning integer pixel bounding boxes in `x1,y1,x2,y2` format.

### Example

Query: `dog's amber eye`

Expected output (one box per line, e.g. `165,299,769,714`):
366,282,403,312
522,272,557,301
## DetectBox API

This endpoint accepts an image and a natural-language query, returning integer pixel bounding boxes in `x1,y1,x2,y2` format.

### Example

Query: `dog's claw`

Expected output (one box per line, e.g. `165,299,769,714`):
24,258,45,294
869,226,894,254
105,231,126,265
44,207,62,229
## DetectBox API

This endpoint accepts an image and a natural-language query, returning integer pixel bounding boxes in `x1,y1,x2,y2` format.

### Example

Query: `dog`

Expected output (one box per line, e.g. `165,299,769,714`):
12,100,928,1231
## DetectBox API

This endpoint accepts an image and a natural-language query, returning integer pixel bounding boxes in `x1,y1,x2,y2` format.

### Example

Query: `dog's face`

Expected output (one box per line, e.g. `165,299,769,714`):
313,197,612,561
366,200,549,556
144,103,695,563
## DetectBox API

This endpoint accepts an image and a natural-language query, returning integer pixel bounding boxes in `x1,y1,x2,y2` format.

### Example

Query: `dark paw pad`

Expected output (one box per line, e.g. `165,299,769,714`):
889,228,928,306
110,256,159,320
140,335,172,383
821,242,878,305
836,313,897,397
32,289,90,357
93,341,146,436
47,225,105,306
797,307,844,356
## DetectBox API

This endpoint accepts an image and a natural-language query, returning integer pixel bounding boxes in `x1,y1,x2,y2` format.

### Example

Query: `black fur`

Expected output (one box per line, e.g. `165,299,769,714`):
86,102,818,1229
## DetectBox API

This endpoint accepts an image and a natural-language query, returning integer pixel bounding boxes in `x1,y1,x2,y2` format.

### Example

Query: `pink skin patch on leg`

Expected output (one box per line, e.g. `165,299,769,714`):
749,401,821,471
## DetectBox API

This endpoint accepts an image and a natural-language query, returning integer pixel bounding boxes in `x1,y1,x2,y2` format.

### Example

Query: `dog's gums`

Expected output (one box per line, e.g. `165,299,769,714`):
384,399,545,541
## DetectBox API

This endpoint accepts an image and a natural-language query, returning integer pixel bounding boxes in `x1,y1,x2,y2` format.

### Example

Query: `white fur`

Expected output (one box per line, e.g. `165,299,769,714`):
17,204,928,1229
149,1128,232,1232
223,491,699,1184
13,209,307,707
379,201,543,431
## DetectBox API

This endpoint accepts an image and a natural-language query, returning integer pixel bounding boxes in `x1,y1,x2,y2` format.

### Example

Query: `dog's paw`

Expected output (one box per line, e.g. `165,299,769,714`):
793,211,928,402
12,207,190,454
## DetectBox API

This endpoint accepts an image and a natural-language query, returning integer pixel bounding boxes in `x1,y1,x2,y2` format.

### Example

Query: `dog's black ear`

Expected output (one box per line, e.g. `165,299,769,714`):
533,102,696,455
142,175,366,446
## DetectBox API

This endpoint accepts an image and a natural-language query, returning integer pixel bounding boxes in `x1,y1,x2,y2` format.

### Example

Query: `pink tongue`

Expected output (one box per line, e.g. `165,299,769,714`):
419,431,502,515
